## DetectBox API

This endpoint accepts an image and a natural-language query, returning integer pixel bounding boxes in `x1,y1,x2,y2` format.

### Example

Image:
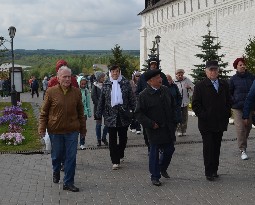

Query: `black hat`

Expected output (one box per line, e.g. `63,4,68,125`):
144,69,161,81
205,60,219,69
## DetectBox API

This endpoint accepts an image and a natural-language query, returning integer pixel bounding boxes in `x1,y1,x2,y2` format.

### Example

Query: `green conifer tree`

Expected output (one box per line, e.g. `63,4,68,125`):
191,30,230,84
244,36,255,74
109,44,132,78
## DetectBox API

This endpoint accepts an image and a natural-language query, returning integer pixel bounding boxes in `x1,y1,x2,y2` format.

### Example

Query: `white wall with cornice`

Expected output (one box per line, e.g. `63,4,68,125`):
140,0,255,79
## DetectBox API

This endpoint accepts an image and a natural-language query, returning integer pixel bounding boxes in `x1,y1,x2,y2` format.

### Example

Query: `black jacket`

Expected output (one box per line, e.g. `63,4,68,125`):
192,78,231,132
135,85,176,144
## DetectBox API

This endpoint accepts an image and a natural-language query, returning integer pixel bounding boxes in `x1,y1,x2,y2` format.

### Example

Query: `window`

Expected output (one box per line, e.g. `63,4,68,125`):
191,0,193,12
184,1,187,13
198,0,200,9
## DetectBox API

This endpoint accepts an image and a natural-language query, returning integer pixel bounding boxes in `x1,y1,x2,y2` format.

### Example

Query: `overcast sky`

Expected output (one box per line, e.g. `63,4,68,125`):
0,0,144,50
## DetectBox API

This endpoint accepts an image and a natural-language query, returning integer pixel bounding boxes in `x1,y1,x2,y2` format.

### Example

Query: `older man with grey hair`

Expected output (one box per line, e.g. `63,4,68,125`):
192,61,231,181
39,66,86,192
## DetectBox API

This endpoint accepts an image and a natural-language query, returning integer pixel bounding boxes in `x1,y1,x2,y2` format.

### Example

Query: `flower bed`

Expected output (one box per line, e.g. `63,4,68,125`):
0,102,41,152
0,103,27,145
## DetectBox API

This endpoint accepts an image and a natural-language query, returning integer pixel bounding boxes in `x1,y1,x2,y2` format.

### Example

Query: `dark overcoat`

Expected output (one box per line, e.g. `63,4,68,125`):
192,78,231,132
135,85,176,144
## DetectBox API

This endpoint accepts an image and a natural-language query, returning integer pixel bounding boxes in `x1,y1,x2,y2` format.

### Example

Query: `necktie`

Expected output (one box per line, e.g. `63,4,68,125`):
213,80,218,92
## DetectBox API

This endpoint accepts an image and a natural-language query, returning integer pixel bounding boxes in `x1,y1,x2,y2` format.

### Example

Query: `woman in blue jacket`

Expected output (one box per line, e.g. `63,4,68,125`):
229,58,255,160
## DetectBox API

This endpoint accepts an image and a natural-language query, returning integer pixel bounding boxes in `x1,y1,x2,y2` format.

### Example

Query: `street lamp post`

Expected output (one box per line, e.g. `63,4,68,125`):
155,35,161,59
8,26,17,106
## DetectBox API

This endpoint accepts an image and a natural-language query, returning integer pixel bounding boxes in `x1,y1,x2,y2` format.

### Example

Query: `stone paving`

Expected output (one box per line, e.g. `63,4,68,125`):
1,91,255,205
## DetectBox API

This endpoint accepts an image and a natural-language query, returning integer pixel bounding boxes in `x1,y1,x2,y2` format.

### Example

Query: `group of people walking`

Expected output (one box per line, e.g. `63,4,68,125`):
38,57,255,192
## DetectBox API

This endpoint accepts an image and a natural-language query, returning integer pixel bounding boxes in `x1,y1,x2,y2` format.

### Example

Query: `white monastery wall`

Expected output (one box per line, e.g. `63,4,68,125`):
139,0,255,79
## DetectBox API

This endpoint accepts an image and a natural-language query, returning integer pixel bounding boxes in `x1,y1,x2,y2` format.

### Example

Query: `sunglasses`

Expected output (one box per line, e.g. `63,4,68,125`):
135,75,140,77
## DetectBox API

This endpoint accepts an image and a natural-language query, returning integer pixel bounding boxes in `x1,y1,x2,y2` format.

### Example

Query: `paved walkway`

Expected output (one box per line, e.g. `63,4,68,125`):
1,92,255,205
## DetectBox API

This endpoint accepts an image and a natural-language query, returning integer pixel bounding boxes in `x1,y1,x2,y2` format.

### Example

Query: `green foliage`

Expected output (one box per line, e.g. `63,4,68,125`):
244,36,255,74
2,49,139,82
191,30,230,84
0,102,41,152
109,44,139,79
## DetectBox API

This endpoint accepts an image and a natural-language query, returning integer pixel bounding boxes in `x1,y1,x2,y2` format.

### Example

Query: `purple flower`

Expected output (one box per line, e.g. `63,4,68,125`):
0,132,25,145
0,113,27,126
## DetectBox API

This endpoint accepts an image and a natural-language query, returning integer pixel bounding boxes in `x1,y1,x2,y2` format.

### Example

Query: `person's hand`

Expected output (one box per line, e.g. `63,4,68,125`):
153,122,159,129
94,116,102,120
185,84,191,89
40,133,45,138
243,119,249,127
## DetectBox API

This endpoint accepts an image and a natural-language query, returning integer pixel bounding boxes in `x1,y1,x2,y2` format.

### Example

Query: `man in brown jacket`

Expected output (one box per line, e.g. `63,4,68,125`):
39,66,86,192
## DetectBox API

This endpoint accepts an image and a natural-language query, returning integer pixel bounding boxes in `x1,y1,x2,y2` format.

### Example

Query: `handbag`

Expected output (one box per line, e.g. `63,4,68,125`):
120,106,133,121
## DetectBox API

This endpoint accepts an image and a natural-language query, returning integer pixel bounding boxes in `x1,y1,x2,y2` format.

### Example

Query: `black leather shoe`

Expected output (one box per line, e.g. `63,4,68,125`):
161,171,170,178
206,175,214,181
53,172,60,183
151,179,162,186
63,184,79,192
212,172,219,178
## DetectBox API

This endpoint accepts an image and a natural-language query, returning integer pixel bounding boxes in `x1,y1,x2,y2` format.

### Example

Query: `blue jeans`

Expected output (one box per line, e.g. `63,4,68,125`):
149,143,175,180
96,120,108,140
49,132,79,185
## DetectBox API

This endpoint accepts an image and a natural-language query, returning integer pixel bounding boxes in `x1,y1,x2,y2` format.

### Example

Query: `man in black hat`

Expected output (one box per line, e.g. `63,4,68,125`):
135,69,176,186
192,60,231,181
136,60,169,155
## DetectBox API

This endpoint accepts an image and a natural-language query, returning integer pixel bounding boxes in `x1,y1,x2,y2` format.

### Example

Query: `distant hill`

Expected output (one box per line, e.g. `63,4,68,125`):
14,49,140,57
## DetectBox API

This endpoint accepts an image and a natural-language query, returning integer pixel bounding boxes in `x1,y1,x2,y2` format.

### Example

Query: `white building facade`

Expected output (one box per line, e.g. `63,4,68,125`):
139,0,255,78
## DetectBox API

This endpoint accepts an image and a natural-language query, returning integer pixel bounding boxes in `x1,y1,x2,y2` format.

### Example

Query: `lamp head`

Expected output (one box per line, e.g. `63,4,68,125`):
155,35,161,44
0,36,4,45
8,26,16,38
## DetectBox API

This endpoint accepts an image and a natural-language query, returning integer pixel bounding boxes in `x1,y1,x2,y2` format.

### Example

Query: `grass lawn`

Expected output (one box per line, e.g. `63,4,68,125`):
0,102,42,153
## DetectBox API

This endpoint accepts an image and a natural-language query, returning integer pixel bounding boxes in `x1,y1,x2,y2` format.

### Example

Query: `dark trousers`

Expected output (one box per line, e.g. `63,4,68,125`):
200,130,223,176
130,118,141,131
31,89,39,98
149,143,175,180
108,126,128,164
43,90,46,100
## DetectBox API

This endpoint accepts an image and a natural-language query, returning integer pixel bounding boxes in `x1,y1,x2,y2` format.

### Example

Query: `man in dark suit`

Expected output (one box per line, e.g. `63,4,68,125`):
192,61,231,181
135,69,176,186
